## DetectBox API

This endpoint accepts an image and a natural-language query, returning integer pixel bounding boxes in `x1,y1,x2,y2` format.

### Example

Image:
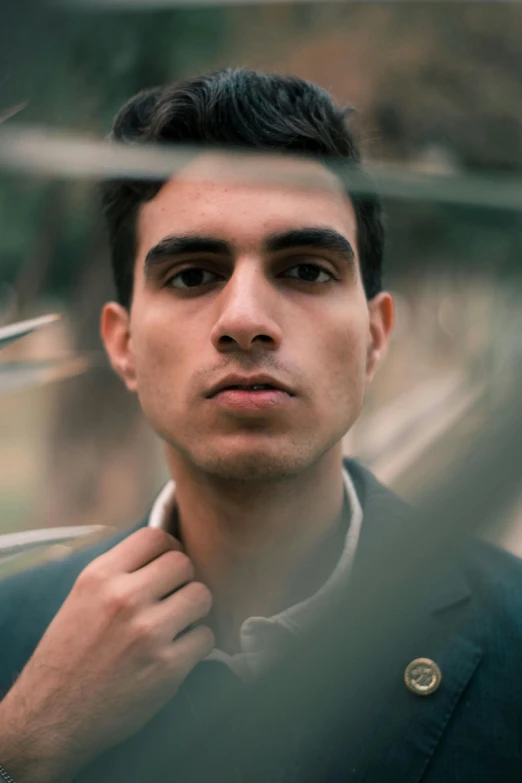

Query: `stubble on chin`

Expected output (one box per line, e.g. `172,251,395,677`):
187,450,313,482
176,426,345,482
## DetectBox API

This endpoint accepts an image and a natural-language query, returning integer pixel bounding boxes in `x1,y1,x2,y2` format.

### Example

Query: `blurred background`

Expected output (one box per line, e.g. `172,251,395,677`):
1,0,522,566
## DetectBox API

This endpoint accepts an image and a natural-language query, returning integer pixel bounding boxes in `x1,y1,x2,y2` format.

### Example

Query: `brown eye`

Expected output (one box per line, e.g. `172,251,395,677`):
168,268,221,289
284,264,333,283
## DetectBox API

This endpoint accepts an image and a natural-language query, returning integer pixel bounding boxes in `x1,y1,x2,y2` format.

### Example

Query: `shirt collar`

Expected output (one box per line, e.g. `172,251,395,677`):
148,467,361,542
147,467,363,633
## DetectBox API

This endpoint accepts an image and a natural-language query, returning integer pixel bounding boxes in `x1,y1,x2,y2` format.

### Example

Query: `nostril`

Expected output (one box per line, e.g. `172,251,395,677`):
217,333,273,347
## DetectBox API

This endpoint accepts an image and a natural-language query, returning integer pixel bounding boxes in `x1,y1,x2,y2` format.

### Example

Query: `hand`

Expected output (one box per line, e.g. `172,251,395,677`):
0,527,214,783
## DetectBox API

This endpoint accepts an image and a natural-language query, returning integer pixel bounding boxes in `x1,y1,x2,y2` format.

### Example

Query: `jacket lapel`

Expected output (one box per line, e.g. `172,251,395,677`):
335,459,483,782
341,613,482,783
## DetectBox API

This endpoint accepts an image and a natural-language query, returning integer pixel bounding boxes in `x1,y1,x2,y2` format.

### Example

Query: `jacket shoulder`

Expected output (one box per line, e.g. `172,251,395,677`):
345,457,522,617
461,537,522,613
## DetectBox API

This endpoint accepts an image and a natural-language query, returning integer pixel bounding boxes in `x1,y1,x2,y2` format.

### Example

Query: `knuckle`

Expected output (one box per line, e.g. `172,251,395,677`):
156,647,180,674
103,582,137,616
190,625,215,656
131,615,156,644
76,561,107,592
135,527,178,552
165,550,194,580
198,625,216,649
186,582,213,612
169,626,215,668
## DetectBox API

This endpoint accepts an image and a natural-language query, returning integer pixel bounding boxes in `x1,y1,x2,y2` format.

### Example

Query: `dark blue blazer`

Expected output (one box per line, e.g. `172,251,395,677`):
0,460,521,782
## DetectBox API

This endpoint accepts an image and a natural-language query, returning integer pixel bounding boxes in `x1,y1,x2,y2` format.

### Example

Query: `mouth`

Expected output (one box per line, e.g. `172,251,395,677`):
206,375,296,399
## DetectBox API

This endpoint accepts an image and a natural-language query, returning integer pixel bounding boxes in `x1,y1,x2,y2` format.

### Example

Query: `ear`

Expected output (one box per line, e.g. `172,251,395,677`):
366,292,394,382
100,302,137,392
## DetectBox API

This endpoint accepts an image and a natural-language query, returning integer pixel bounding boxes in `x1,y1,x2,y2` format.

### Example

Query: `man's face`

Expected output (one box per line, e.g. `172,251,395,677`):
102,154,392,480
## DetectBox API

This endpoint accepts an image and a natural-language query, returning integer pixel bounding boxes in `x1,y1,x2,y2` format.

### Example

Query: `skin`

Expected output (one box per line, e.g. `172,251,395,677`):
102,153,394,647
0,529,215,783
0,153,393,782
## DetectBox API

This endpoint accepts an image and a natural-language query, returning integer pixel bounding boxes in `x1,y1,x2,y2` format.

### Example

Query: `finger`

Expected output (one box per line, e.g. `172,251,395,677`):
166,624,216,680
130,550,195,601
147,581,213,641
96,527,181,574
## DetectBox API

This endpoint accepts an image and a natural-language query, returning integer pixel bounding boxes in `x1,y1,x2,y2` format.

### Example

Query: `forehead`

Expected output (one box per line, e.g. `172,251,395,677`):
136,152,358,257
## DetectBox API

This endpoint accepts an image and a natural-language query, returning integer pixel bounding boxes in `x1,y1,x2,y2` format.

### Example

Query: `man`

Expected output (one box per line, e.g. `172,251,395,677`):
0,68,521,783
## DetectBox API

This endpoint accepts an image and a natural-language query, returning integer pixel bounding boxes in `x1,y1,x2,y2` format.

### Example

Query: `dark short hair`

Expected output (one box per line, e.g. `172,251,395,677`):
100,68,384,309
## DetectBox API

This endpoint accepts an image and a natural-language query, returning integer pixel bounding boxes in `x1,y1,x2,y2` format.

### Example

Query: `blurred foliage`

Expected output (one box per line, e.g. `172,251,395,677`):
0,0,228,305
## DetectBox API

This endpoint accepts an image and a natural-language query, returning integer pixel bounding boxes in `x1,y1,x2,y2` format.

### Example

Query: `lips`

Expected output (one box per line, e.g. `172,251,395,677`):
206,375,295,398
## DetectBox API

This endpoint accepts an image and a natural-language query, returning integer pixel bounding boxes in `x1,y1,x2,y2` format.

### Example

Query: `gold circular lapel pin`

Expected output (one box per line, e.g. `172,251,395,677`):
404,658,442,696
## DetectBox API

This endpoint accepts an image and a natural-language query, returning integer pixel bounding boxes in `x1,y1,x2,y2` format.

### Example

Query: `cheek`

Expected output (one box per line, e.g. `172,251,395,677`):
131,313,187,409
320,313,369,403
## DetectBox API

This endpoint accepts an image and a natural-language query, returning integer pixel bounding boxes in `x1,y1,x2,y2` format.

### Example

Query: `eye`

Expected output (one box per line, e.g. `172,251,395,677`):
167,268,222,289
283,264,334,283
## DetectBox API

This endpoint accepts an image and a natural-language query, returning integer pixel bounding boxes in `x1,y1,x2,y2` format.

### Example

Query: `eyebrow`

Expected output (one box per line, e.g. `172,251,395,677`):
144,226,355,274
144,236,230,274
265,227,355,266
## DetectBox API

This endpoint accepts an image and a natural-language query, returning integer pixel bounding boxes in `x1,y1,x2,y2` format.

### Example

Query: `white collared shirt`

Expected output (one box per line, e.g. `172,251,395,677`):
148,468,363,681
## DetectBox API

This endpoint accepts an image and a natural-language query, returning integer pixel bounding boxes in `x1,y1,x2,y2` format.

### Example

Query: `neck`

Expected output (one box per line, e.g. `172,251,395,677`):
165,447,345,653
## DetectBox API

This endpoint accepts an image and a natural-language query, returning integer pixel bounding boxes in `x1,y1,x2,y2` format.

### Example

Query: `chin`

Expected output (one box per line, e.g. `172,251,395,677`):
186,443,318,482
163,421,349,482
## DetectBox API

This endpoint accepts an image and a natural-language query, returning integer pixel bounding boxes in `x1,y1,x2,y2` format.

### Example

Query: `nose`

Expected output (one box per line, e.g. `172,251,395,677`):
210,263,283,354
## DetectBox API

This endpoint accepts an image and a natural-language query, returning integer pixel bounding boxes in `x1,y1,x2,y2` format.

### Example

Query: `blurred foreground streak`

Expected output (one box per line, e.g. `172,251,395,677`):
0,316,106,570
